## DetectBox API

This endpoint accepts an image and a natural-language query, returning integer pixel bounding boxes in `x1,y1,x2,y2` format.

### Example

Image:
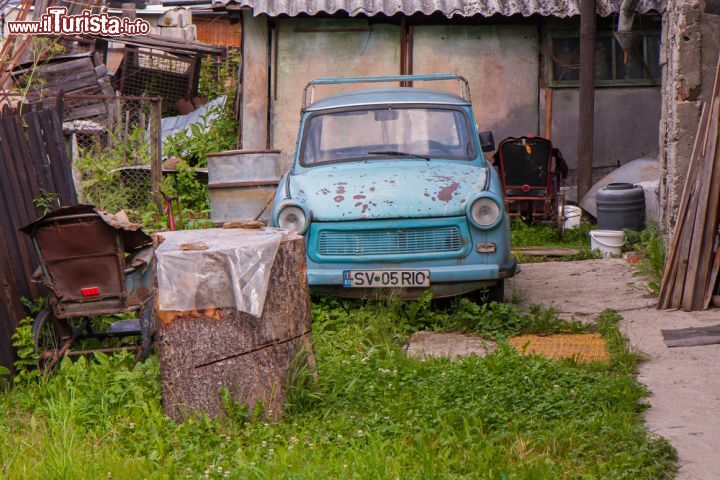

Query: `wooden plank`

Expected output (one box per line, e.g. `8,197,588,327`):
702,55,720,157
13,57,94,79
682,101,719,310
705,247,720,309
65,102,110,121
693,97,720,309
670,179,700,308
240,11,269,150
659,104,708,308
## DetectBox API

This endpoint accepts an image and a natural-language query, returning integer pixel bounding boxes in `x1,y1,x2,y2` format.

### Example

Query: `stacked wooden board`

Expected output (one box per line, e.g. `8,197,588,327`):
659,55,720,311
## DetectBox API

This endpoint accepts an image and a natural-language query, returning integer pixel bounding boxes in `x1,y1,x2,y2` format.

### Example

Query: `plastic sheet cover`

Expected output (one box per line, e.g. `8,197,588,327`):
155,228,285,317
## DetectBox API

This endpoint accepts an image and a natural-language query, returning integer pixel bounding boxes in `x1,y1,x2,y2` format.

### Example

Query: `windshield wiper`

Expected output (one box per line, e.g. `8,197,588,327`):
366,150,430,161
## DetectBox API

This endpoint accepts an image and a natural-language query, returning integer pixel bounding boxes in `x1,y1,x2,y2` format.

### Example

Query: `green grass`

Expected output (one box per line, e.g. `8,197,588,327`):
510,218,593,249
0,299,675,479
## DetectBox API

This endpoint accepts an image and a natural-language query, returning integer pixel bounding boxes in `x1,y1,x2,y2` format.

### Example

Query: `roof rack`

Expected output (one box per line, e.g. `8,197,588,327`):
301,74,471,110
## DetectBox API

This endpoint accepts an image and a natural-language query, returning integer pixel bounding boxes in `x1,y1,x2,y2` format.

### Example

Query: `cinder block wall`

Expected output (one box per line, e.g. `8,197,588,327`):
659,0,720,238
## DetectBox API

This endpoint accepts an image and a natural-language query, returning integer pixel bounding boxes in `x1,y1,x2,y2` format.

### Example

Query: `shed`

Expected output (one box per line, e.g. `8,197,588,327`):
232,0,662,184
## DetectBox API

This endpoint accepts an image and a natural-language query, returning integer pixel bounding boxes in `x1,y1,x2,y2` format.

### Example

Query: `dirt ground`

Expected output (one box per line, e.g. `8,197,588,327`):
508,260,720,480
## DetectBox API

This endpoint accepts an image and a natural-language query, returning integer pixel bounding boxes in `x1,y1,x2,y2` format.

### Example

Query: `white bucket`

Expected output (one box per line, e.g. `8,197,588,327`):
590,230,626,258
563,205,582,230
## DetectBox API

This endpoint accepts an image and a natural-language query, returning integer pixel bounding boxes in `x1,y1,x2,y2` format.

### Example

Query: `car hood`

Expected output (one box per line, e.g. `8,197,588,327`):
290,161,488,221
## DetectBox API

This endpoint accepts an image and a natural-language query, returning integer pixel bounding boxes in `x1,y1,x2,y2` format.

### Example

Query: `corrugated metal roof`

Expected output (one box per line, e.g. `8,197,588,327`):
232,0,662,18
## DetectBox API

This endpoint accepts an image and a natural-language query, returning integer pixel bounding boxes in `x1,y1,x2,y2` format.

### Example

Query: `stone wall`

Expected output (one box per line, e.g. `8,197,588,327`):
659,0,720,237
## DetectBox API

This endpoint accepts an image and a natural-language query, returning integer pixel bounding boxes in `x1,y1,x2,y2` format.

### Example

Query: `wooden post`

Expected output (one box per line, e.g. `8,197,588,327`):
240,12,270,150
576,0,596,202
150,98,163,211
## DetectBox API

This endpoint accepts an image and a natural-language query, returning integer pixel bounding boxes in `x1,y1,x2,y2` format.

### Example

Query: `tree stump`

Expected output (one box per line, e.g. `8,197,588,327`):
154,232,314,422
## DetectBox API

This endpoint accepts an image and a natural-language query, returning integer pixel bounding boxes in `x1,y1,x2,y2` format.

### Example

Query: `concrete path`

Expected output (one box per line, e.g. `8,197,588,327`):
508,260,720,480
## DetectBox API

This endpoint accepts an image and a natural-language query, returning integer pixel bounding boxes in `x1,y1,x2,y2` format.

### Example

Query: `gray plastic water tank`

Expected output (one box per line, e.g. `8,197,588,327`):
596,183,645,231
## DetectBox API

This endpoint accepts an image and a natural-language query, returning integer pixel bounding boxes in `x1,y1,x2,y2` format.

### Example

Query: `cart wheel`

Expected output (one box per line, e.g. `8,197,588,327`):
138,297,155,360
31,309,70,374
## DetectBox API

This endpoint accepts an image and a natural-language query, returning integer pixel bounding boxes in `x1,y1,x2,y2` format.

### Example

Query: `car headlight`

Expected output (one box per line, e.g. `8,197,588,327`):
469,197,501,228
277,205,308,233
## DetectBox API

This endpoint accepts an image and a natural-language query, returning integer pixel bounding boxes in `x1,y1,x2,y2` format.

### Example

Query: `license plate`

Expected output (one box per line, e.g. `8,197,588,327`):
342,270,430,288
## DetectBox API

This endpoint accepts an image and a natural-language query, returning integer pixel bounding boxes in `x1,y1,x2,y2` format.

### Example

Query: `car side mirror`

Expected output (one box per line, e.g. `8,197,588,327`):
479,131,495,153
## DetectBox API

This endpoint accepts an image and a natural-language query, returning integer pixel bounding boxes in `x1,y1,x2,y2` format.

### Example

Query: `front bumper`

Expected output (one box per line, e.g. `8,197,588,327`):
308,259,516,286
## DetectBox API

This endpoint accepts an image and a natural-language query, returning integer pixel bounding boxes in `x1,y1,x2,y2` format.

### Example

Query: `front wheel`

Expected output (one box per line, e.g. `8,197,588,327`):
31,309,71,374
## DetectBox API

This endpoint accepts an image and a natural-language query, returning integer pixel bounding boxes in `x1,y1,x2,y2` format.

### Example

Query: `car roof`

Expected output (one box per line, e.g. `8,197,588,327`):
304,87,470,112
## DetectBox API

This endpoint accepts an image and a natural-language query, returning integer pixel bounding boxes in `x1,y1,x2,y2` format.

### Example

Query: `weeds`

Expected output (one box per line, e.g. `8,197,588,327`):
511,217,593,248
0,298,675,479
625,222,665,293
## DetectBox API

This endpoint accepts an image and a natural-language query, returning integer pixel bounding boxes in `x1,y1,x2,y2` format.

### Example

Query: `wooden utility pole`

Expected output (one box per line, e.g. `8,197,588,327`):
577,0,597,202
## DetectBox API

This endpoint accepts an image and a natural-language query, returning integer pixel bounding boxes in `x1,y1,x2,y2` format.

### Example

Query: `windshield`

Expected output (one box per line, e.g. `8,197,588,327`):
300,107,477,166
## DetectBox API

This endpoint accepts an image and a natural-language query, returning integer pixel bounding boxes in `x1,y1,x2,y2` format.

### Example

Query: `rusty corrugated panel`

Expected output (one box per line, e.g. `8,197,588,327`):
0,108,77,372
194,16,242,47
233,0,661,18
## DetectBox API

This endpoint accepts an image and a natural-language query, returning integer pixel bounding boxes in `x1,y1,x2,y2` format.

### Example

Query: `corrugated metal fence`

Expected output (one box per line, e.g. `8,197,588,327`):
0,107,76,372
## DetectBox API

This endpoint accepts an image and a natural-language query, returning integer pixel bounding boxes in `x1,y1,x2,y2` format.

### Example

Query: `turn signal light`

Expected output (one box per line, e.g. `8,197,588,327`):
476,242,496,253
81,287,100,297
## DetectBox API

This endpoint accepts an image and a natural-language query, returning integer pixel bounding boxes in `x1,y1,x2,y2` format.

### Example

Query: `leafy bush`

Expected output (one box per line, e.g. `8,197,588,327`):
162,100,238,168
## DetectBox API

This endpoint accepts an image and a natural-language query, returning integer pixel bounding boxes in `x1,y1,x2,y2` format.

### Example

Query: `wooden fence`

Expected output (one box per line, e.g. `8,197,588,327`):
0,108,76,372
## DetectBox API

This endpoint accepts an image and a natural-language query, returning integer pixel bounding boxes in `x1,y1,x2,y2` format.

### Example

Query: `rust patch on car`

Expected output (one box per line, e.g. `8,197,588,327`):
437,182,460,202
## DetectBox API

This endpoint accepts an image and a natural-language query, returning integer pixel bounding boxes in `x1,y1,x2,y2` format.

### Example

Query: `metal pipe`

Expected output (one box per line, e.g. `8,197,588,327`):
615,0,640,54
617,0,640,34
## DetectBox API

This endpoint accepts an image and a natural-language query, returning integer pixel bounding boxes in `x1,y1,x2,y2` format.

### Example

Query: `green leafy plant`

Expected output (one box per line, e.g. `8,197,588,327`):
11,316,39,385
163,101,238,167
198,50,242,101
33,189,60,214
624,222,665,293
11,298,48,385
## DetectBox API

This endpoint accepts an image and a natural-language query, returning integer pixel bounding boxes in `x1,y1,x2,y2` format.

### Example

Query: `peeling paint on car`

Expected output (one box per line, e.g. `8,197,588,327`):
291,161,488,221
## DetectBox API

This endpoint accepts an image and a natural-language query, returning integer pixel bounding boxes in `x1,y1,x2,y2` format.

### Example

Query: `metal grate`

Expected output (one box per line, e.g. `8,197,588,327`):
118,49,196,117
318,226,463,257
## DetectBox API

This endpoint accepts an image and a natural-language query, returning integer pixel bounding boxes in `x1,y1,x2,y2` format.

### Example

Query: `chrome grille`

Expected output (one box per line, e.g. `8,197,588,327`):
317,226,463,257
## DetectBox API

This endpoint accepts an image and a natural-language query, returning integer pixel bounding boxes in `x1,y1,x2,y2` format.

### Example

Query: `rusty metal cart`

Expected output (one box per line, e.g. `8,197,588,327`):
495,136,569,237
22,205,155,373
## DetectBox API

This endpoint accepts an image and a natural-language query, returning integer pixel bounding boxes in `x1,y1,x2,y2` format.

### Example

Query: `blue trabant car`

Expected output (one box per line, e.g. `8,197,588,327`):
269,74,516,300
